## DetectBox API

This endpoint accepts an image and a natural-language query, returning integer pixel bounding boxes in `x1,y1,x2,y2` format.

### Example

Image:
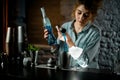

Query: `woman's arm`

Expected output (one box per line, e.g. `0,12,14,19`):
69,32,101,68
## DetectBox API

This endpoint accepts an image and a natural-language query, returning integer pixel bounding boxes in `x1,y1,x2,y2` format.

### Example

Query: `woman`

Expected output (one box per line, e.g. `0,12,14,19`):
44,0,103,69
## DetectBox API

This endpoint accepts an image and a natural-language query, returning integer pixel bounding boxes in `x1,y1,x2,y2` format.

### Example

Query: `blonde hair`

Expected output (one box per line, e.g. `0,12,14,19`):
71,0,103,22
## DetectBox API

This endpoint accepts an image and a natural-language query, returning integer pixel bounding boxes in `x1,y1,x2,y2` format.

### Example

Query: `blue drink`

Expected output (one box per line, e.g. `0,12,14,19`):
40,7,56,45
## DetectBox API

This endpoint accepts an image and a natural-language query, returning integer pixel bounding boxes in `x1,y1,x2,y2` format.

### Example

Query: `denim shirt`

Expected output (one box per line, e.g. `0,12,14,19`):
57,20,101,69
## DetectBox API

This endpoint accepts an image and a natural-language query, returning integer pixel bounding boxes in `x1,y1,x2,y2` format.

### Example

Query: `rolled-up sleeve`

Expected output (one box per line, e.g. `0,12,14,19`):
76,32,101,68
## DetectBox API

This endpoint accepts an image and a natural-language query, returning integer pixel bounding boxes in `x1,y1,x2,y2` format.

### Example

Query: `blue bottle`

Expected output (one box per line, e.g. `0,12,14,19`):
40,7,56,45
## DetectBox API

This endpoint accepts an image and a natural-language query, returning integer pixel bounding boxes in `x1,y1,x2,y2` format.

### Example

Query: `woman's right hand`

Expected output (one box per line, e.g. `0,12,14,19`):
44,29,48,39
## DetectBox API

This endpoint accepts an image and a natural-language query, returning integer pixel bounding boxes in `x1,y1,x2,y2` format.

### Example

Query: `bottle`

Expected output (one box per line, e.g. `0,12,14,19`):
40,7,56,46
61,28,69,69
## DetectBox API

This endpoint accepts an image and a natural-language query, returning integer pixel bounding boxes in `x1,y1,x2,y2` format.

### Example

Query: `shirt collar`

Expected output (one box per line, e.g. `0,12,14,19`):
70,20,92,32
82,21,92,32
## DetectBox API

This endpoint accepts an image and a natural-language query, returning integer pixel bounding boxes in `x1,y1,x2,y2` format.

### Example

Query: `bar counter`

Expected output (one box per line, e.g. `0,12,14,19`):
0,65,120,80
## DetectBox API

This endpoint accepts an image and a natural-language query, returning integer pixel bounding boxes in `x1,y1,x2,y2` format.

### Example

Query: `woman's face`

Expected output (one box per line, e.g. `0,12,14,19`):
75,4,92,26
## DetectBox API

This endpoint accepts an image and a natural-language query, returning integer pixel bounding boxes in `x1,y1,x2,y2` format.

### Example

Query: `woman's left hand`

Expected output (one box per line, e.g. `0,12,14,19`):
56,26,75,48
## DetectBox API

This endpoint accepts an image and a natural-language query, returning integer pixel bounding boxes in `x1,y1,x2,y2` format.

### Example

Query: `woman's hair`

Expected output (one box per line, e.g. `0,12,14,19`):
71,0,103,22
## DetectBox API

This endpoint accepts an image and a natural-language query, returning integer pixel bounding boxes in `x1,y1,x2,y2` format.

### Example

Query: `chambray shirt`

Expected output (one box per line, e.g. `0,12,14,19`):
57,20,101,69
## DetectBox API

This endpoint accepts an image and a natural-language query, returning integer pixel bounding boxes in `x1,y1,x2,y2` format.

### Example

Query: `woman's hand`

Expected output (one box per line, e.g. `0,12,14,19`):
44,29,48,39
65,33,75,48
56,26,75,48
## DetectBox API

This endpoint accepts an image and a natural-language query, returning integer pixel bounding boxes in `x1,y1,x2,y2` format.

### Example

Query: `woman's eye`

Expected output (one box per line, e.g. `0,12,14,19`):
78,12,81,14
83,13,89,18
